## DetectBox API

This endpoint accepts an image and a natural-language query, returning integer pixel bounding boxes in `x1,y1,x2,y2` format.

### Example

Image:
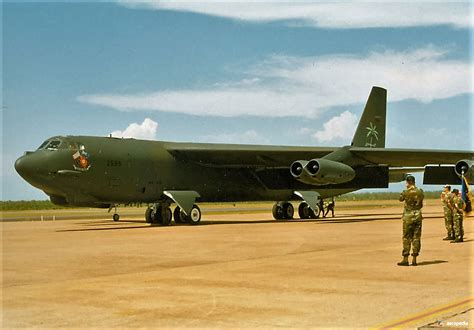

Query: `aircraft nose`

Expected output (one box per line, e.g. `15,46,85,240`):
15,154,35,179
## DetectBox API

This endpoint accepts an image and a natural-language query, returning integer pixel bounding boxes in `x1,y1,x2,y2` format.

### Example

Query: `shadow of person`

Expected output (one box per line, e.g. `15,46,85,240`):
416,260,448,266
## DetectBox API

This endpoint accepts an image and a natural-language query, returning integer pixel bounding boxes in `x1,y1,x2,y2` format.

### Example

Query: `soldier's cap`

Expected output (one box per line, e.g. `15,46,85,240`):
444,185,451,190
405,175,415,183
452,188,459,194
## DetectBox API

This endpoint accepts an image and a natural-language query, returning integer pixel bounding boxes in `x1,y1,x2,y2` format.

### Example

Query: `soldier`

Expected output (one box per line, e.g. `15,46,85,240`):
398,175,424,266
440,185,454,240
450,189,465,243
324,197,335,218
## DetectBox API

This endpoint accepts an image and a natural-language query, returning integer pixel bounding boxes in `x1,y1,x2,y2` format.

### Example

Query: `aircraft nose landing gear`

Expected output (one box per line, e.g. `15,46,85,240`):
108,204,120,221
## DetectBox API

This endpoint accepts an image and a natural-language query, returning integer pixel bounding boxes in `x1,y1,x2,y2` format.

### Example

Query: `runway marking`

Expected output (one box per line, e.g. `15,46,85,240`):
374,296,473,329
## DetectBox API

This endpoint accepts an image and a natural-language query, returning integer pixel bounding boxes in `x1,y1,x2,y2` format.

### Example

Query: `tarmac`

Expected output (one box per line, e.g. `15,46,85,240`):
1,200,472,328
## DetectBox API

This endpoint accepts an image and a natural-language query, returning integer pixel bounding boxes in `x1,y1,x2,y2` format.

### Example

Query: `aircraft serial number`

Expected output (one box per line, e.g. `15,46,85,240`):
107,160,122,167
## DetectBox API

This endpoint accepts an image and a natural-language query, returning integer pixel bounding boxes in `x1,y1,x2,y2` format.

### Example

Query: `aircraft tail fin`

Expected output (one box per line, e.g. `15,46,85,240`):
351,86,386,148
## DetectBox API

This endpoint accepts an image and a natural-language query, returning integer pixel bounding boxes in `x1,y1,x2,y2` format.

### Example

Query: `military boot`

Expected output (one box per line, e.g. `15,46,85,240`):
411,256,417,266
397,256,409,266
443,236,452,240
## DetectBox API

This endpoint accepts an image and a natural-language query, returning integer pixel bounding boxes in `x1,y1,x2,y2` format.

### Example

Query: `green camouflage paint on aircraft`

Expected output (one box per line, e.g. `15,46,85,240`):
15,87,474,225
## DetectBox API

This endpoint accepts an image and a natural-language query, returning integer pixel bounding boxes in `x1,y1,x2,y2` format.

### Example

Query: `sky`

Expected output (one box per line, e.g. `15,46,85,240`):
2,1,473,200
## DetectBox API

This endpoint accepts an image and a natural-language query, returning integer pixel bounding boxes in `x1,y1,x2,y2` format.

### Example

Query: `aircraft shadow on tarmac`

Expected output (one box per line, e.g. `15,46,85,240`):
56,213,447,232
56,215,400,232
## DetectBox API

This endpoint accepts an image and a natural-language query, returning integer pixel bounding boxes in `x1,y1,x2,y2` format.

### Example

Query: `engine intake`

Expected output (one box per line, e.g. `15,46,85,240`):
455,159,473,180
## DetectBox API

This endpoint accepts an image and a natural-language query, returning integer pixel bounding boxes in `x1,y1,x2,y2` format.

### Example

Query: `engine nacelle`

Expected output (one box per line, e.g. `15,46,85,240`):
455,159,474,181
290,160,308,178
454,159,474,176
290,158,356,185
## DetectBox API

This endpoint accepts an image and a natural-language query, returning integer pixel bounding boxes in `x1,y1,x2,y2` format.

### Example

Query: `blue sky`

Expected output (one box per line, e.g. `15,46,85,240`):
2,1,473,200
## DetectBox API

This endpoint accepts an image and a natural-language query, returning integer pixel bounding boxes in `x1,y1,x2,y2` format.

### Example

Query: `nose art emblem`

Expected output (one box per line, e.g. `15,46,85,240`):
72,145,91,171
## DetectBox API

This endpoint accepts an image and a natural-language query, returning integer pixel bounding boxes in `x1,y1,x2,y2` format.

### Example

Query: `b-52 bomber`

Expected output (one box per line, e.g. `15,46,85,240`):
15,87,473,225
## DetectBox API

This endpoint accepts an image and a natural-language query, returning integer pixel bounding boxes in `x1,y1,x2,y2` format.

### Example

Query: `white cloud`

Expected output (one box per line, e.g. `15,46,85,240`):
312,111,358,143
110,118,158,140
117,1,472,29
78,47,473,118
201,130,269,144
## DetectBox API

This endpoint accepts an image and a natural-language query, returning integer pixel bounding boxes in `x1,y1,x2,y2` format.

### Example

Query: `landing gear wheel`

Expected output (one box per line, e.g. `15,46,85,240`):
173,206,187,224
310,204,320,219
298,202,311,219
282,202,294,219
151,206,163,225
186,205,201,225
113,213,120,222
161,207,172,226
145,207,153,223
272,203,285,220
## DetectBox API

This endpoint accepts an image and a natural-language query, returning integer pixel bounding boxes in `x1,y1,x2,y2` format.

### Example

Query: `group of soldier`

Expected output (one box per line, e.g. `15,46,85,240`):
440,185,465,243
396,176,466,267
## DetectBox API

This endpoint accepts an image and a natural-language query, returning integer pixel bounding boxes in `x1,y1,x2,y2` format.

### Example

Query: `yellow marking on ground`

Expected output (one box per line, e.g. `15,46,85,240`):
374,296,473,329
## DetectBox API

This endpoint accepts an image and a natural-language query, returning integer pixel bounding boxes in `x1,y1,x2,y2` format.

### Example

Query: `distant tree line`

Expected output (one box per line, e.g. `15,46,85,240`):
1,191,442,211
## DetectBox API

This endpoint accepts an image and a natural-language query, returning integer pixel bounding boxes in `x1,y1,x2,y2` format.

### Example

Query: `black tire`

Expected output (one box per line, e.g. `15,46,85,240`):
145,207,153,223
282,202,294,219
186,204,201,225
161,207,172,226
309,204,320,219
298,202,311,219
152,206,162,224
173,206,186,224
272,203,284,220
113,213,120,222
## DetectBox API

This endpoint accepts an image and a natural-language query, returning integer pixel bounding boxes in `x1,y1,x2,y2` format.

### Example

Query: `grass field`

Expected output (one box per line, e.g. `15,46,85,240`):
1,191,443,211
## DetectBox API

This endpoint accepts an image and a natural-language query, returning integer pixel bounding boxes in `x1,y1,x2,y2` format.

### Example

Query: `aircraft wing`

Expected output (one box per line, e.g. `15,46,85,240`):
349,147,473,167
166,143,472,168
165,143,336,168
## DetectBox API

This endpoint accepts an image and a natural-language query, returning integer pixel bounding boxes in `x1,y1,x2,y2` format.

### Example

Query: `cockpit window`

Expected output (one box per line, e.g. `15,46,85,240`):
46,140,61,150
37,140,50,150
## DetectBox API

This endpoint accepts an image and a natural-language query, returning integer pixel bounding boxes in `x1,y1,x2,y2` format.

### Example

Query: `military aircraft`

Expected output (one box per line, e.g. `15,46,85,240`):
15,87,473,225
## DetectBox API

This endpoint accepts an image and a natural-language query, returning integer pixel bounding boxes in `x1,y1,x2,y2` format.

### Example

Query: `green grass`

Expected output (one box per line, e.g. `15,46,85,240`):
0,200,69,211
338,191,441,201
1,191,442,211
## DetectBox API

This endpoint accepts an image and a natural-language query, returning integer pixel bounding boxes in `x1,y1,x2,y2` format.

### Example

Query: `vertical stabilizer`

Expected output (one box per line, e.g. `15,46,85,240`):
351,86,386,148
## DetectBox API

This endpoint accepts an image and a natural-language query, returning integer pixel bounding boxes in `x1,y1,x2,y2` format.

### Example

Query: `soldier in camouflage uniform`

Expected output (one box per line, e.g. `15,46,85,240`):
450,189,464,243
440,185,454,240
398,175,424,266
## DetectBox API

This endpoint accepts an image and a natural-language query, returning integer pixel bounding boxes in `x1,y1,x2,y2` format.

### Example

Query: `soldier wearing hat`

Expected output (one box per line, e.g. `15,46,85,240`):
450,188,465,243
398,175,424,266
440,185,454,240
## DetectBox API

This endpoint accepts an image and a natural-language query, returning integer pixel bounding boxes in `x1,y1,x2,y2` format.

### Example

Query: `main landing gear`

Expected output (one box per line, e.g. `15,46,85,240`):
272,201,321,220
145,202,202,226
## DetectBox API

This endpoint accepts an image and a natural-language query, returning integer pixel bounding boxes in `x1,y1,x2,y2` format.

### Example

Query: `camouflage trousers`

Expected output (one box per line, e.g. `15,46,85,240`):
443,207,454,237
453,212,464,240
402,209,423,257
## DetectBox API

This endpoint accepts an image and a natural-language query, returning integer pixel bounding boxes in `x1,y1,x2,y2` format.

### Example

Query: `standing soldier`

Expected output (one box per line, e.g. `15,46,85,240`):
398,175,424,266
440,185,454,240
451,189,465,243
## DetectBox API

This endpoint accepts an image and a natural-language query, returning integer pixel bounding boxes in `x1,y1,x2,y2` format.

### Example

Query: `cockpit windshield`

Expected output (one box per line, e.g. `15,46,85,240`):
37,139,64,150
37,140,50,150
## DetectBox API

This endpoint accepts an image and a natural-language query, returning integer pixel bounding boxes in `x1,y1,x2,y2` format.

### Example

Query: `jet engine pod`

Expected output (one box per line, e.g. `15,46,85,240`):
290,160,308,178
303,158,356,185
455,159,473,180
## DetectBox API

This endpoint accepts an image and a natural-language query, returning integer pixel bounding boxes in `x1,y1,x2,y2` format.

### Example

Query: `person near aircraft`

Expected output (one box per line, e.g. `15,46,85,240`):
398,175,424,266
